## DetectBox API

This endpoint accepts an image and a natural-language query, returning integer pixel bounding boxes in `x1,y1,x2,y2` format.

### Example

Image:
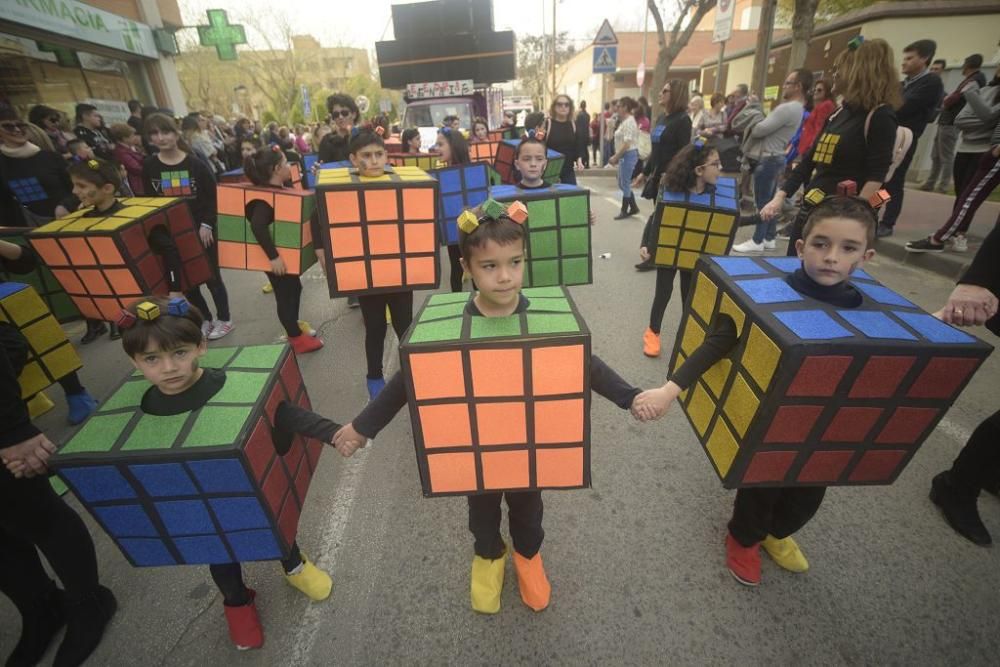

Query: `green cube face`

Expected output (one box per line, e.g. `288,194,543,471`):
0,227,81,323
273,222,301,249
491,185,592,287
217,214,246,243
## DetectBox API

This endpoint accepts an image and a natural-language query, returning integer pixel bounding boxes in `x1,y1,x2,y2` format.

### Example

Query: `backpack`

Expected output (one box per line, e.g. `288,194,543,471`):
865,105,913,184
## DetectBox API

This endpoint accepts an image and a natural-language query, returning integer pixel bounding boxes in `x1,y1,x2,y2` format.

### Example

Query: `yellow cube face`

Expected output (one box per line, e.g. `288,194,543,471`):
652,181,739,271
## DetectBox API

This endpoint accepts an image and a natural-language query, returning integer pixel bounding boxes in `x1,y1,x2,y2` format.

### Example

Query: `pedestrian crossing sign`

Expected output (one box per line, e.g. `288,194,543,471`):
593,46,617,74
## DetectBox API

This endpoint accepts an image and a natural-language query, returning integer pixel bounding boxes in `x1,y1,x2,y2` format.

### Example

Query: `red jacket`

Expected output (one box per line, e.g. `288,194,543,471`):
113,143,145,196
798,99,836,158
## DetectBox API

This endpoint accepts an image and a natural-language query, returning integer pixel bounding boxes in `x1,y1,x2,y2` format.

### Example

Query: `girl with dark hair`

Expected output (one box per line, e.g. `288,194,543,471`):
142,113,235,340
434,127,473,292
401,128,422,153
243,146,323,354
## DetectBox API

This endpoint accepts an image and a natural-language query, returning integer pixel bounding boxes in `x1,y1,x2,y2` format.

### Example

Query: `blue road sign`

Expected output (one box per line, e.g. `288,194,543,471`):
593,46,617,74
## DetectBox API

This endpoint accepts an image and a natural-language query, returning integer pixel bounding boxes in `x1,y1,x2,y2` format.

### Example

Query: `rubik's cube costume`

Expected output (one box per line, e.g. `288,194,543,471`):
667,256,992,548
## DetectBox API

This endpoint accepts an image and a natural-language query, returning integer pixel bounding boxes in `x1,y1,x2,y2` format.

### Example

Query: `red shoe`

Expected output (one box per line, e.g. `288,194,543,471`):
289,334,324,354
725,533,761,586
223,589,263,650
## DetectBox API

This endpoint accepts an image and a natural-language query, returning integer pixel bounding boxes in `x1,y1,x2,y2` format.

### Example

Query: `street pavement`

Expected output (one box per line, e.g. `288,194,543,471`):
3,175,999,665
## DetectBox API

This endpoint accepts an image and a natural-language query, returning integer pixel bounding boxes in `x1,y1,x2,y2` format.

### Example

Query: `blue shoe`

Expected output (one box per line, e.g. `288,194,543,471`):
66,391,98,425
366,377,386,401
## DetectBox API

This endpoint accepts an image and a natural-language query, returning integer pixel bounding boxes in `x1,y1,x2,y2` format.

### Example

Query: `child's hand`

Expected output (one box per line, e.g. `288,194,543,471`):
589,210,596,226
639,247,651,262
632,384,680,421
199,225,215,247
332,423,367,457
270,256,287,276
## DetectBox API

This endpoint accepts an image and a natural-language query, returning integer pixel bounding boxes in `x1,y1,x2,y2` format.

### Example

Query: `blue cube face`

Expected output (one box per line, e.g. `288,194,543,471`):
156,500,217,536
226,529,282,561
61,466,136,502
130,463,198,497
187,459,254,493
431,163,490,246
118,538,176,567
174,535,231,564
93,504,158,537
209,497,271,531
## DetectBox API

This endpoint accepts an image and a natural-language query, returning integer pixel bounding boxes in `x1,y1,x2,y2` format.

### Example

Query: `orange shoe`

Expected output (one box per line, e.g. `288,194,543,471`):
512,551,551,611
643,327,661,357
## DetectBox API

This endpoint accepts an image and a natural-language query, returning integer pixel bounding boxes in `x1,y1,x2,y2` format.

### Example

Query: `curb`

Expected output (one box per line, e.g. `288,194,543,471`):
873,238,972,281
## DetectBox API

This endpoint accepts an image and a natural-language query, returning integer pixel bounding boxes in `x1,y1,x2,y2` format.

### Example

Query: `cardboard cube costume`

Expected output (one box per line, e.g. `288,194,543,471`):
0,227,80,323
493,140,565,185
51,344,323,567
400,287,592,496
651,176,738,270
0,282,82,398
220,163,304,187
28,198,211,321
469,140,501,163
387,153,442,170
490,184,592,287
315,166,440,297
429,162,490,245
669,256,993,488
216,183,318,275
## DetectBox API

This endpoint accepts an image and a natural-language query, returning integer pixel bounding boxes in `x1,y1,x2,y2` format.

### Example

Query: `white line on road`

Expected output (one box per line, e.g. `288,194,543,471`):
603,196,621,206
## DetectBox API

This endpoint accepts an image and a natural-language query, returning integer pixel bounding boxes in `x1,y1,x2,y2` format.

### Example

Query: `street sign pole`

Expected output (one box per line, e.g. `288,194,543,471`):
713,0,734,95
593,19,619,167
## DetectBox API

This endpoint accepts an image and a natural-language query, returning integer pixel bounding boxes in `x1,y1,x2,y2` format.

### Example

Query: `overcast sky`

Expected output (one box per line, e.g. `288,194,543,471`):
179,0,666,51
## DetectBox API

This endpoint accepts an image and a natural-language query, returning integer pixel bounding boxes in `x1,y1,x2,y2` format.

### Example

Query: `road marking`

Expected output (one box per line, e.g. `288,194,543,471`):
603,196,622,206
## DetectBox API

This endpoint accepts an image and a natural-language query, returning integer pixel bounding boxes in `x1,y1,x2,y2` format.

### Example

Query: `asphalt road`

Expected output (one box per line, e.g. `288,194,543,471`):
4,175,999,665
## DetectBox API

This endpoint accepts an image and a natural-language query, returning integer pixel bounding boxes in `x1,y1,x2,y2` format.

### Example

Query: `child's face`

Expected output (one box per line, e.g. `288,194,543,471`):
408,134,421,151
72,144,94,160
128,133,142,148
350,143,387,177
460,238,525,314
695,150,722,186
515,143,547,183
131,339,207,396
474,124,488,140
274,156,292,182
148,128,178,151
71,176,114,208
795,217,875,286
450,118,461,130
434,134,452,163
241,141,255,158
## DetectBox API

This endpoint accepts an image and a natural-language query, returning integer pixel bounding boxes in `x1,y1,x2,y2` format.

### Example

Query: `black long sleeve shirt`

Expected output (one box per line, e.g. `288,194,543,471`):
959,221,1000,336
353,294,640,439
142,154,218,228
898,71,945,139
642,111,693,192
1,247,42,448
0,150,76,219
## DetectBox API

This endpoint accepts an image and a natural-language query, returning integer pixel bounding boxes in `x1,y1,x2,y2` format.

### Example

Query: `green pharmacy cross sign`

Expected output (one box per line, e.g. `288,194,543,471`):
197,9,247,61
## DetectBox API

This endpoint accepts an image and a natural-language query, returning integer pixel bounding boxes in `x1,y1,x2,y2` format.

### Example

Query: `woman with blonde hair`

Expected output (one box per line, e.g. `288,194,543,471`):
760,36,901,254
687,96,705,139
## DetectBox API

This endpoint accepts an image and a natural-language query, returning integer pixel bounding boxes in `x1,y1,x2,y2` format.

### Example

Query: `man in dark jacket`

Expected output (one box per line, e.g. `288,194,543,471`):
877,39,945,237
72,104,113,161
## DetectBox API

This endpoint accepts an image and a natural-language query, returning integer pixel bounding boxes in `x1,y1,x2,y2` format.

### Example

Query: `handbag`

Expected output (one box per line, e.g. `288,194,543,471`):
637,131,652,160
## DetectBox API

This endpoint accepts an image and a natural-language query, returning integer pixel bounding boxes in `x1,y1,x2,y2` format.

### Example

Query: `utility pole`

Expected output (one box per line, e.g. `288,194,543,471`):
750,0,778,99
551,0,557,104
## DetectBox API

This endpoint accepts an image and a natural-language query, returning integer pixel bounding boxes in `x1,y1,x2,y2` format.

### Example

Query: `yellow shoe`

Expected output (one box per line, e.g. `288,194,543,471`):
284,553,333,601
262,282,273,294
27,391,55,419
470,544,507,614
298,320,317,337
761,535,809,573
385,304,391,324
512,550,551,611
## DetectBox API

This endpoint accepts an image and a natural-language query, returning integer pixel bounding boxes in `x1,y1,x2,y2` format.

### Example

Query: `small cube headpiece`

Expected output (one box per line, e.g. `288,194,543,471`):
136,301,160,321
868,189,891,210
837,180,858,197
166,297,189,317
115,309,137,330
526,128,546,141
457,200,528,235
847,35,864,51
87,159,100,169
374,126,385,137
457,209,480,235
804,188,826,206
693,136,709,150
506,201,528,224
481,199,507,221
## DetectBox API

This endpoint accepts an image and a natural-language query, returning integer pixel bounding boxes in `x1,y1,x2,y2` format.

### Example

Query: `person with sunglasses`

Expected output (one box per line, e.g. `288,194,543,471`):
318,94,360,164
0,109,75,227
544,95,579,184
27,106,72,160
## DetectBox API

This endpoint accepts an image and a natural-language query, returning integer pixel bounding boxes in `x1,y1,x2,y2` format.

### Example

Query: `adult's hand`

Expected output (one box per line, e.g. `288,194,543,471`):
759,194,785,221
1,433,57,478
632,173,647,189
935,284,999,327
199,226,215,247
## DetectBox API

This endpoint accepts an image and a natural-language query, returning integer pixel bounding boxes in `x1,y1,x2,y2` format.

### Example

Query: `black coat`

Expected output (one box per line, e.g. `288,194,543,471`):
641,110,692,199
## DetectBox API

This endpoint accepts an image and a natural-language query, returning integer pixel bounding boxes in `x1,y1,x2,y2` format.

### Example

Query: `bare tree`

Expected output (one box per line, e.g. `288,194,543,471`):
647,0,718,115
236,8,300,123
782,0,896,71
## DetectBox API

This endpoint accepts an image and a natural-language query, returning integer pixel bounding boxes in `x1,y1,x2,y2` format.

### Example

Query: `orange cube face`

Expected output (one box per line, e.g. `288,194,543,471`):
27,198,211,321
400,287,592,497
314,167,440,297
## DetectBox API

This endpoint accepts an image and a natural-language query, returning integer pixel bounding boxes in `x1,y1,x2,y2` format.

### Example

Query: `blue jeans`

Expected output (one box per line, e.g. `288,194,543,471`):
751,155,785,243
618,149,638,199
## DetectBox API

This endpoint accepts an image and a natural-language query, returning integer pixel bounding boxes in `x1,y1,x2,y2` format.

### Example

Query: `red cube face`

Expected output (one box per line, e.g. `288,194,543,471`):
28,198,210,321
670,256,993,488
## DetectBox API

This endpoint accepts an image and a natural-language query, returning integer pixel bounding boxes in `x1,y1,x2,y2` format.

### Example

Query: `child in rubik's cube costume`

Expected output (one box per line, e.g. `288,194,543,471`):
493,131,566,185
331,201,645,615
0,238,98,424
216,146,324,355
0,226,79,323
50,296,344,651
639,196,992,587
314,130,440,400
641,141,737,359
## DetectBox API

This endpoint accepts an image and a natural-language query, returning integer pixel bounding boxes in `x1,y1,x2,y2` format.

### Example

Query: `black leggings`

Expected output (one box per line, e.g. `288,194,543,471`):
446,245,464,293
266,273,303,338
467,491,544,559
209,541,303,606
185,237,231,322
949,408,1000,494
358,292,413,379
0,469,100,611
648,268,693,333
728,486,827,547
58,371,85,396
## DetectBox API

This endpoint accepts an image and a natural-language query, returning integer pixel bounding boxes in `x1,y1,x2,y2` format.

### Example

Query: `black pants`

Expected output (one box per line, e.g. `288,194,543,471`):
58,371,84,396
358,292,413,379
729,486,827,547
266,273,303,338
880,142,918,229
952,151,985,199
446,245,464,293
209,541,303,606
785,203,813,257
559,160,577,186
949,408,1000,494
467,491,544,559
185,238,231,322
0,469,100,612
649,268,693,333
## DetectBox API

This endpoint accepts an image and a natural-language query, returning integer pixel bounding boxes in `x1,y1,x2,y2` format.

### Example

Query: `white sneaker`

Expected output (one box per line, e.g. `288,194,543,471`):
763,239,777,250
201,320,214,340
208,320,235,340
731,239,765,254
950,235,968,252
